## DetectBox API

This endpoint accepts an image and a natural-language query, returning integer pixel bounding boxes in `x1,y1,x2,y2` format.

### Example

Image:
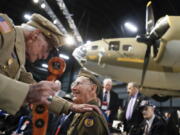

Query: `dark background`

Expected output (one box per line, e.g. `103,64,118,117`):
1,0,180,41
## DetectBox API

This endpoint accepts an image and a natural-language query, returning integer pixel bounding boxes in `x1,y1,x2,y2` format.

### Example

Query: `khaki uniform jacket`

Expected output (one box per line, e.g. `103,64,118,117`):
67,100,109,135
0,13,72,115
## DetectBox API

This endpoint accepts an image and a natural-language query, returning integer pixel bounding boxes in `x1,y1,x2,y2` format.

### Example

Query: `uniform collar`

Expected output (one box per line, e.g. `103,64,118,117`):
87,99,99,106
14,26,26,65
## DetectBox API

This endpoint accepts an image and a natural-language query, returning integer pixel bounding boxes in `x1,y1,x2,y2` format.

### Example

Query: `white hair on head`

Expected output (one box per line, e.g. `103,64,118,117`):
128,82,139,89
20,23,37,31
103,78,112,84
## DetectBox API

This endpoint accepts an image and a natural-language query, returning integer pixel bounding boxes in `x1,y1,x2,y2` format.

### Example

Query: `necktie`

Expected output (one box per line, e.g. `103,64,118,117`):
144,122,149,135
103,91,108,102
101,91,108,111
125,97,134,120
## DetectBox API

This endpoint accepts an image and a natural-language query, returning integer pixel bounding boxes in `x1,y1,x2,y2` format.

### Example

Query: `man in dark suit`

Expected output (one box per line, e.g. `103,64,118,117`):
167,110,180,135
139,101,167,135
101,78,120,125
122,82,146,135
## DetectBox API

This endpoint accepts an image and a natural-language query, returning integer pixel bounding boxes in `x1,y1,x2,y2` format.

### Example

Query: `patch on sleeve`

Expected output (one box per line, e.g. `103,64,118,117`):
0,16,12,33
84,116,94,128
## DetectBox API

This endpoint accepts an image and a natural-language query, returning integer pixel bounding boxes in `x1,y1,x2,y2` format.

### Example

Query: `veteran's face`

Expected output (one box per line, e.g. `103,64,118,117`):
71,76,94,104
127,83,137,97
103,80,112,91
26,30,51,63
142,106,154,120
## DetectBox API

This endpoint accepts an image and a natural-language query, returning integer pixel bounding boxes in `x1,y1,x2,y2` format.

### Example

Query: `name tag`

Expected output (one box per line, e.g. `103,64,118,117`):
101,101,108,110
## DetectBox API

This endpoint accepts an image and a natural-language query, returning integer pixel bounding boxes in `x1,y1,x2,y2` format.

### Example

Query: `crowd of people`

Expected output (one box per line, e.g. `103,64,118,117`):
0,13,180,135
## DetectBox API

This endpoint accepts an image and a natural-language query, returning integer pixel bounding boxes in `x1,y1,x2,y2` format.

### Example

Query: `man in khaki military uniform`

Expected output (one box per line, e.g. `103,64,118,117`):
56,70,109,135
0,13,100,115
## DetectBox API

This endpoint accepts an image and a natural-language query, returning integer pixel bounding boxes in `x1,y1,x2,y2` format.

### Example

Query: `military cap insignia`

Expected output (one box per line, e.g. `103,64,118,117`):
84,116,94,127
0,16,12,33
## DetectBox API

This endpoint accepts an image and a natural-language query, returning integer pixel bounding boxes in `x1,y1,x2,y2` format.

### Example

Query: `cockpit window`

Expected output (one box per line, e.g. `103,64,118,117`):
91,45,98,50
123,44,132,51
108,41,120,51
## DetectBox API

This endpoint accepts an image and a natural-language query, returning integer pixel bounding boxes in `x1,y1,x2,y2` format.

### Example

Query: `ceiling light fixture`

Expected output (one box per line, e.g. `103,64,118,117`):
124,22,138,33
59,54,70,60
24,13,31,20
42,63,48,68
40,3,46,9
53,19,58,24
64,34,75,45
33,0,39,4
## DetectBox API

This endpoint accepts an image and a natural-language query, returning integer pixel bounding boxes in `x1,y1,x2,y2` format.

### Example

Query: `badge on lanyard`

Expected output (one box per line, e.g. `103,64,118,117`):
101,101,108,110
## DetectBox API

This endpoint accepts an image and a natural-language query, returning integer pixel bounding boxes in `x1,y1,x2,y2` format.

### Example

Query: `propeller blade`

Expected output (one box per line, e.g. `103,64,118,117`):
146,1,155,35
139,1,167,89
140,1,154,88
140,45,151,88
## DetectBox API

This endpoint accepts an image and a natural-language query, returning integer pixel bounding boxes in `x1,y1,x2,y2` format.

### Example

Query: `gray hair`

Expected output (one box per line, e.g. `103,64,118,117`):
128,82,139,89
103,78,112,84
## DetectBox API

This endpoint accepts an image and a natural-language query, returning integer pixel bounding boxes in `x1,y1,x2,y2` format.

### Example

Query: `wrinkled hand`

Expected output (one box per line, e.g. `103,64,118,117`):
70,104,102,114
26,81,60,105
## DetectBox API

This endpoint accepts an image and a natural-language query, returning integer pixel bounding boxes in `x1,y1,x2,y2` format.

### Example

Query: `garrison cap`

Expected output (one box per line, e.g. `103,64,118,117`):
26,13,64,48
78,70,102,95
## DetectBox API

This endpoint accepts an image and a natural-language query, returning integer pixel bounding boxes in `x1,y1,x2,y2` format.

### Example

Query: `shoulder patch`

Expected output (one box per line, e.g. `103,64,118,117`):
0,16,12,33
84,116,94,128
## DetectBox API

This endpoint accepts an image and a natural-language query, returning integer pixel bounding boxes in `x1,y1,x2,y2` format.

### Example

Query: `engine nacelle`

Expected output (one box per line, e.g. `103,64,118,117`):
153,16,180,68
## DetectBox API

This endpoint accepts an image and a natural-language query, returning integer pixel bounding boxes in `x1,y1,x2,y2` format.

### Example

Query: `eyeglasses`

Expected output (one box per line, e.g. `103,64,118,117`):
71,81,92,88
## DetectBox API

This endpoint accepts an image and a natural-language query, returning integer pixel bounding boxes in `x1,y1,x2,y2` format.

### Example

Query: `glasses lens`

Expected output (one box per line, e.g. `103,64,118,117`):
71,80,92,88
71,81,78,88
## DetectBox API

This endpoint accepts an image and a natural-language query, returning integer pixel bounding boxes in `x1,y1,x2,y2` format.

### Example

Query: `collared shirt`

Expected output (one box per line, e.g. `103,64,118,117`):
125,92,138,120
146,114,155,132
130,92,138,110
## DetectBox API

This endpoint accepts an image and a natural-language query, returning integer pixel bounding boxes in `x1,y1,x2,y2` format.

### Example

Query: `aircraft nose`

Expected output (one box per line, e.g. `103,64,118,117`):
73,45,87,64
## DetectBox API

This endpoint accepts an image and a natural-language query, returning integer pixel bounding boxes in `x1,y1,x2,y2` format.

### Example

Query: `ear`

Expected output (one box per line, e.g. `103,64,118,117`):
91,84,97,94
